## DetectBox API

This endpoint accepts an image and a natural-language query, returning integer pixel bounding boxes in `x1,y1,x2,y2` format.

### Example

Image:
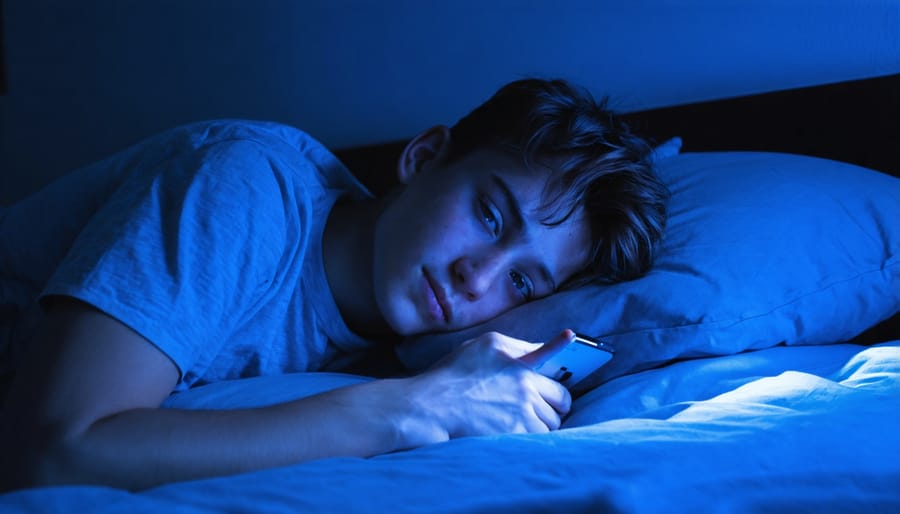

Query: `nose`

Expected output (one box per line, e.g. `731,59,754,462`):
452,249,506,300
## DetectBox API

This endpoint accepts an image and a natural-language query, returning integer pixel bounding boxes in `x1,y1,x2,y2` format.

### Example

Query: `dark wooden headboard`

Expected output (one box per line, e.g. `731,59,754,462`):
620,73,900,179
335,73,900,196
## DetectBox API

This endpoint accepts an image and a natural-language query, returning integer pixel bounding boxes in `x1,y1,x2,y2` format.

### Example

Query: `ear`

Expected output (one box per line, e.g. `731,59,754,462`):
396,125,451,184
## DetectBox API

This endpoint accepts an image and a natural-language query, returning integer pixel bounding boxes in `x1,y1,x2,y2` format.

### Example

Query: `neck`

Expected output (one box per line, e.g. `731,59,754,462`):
322,198,393,339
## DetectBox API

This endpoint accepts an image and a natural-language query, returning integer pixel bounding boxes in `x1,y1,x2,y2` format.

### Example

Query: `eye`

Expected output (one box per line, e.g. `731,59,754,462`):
478,196,501,236
508,270,534,300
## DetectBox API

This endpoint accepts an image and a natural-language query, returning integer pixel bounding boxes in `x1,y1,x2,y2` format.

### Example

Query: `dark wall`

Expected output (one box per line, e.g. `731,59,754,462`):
0,0,6,95
2,2,898,205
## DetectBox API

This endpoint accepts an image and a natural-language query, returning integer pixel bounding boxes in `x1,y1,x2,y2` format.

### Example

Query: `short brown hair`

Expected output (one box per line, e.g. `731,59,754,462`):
446,78,669,285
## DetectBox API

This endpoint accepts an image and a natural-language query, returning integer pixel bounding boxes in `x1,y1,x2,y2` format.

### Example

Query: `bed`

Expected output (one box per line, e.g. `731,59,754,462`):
0,342,896,514
3,0,900,504
1,71,899,512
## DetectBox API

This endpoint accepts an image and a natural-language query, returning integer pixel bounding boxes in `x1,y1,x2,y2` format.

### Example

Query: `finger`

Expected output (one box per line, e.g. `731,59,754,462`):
531,396,562,431
517,329,575,368
483,332,543,360
532,373,572,415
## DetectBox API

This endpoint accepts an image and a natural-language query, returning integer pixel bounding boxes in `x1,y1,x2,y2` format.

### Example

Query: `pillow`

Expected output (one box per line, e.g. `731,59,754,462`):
394,151,900,392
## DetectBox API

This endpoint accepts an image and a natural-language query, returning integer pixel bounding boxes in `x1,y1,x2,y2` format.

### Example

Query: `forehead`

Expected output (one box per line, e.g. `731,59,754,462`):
447,148,552,198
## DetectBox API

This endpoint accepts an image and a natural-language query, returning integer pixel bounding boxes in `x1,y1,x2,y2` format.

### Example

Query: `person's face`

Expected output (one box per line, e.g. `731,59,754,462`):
372,127,591,336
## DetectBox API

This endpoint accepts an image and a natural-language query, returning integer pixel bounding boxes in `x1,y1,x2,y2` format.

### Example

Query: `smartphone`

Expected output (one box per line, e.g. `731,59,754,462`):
534,333,614,388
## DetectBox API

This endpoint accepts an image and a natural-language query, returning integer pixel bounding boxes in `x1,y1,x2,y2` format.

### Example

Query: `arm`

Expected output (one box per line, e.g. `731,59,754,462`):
0,298,571,491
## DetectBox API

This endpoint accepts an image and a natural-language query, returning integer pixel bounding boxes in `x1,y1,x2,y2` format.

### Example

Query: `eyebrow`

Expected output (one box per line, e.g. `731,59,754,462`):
490,174,557,292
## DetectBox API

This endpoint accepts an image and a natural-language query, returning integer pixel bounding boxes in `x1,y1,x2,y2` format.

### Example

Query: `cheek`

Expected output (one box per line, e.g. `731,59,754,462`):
390,193,467,246
374,198,446,273
462,285,520,327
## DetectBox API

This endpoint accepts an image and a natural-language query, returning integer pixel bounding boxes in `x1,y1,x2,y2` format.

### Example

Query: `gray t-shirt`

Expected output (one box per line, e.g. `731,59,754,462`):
0,120,373,391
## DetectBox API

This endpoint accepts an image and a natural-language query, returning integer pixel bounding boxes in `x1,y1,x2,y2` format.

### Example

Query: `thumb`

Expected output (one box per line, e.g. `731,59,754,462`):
517,329,575,368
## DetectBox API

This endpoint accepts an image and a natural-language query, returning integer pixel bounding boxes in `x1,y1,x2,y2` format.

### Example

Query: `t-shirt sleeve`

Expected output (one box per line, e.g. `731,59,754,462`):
42,138,292,382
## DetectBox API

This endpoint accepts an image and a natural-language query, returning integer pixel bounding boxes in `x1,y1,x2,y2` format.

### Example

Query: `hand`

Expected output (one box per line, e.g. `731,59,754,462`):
396,330,575,447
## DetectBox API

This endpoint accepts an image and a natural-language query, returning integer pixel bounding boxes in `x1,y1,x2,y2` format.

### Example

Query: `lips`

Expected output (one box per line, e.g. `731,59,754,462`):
422,267,452,324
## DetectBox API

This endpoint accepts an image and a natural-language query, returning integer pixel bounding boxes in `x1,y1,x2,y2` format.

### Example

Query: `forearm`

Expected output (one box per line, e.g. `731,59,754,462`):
3,308,570,491
9,378,417,491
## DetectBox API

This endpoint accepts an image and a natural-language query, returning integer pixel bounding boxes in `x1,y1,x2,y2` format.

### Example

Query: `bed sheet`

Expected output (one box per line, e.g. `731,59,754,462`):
2,341,898,514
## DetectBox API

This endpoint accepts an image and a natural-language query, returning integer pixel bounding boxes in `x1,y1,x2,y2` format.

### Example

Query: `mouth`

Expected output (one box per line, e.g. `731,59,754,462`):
422,267,452,324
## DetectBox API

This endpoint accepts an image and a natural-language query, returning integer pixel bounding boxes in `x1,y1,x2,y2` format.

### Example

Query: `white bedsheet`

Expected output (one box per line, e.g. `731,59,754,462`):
2,342,898,513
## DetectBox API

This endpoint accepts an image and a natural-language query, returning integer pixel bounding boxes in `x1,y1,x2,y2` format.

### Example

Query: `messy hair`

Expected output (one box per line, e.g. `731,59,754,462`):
446,78,669,285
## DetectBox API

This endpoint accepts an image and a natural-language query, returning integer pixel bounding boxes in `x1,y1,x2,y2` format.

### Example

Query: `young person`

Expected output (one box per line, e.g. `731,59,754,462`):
0,78,668,490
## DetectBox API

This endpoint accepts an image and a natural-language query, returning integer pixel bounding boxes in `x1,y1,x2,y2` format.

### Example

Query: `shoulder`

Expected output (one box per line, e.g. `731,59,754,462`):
161,119,329,162
135,122,308,204
117,120,370,225
156,120,355,192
